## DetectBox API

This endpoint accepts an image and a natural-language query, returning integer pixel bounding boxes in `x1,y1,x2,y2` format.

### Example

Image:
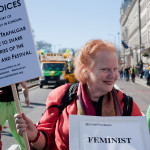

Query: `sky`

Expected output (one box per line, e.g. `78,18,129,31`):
25,0,123,51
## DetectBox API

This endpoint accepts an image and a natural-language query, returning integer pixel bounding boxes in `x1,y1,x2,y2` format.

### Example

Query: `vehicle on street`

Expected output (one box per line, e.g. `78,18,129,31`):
39,53,77,88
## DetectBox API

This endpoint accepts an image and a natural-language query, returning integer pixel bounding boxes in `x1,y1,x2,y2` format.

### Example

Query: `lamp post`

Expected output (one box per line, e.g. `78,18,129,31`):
138,0,142,62
117,32,121,51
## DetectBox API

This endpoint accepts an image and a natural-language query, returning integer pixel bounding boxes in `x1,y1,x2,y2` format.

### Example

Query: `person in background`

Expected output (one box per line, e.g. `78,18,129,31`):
145,64,150,86
14,39,142,150
136,62,140,77
124,66,130,81
130,66,136,83
0,81,30,150
146,65,150,127
139,60,144,79
119,67,123,79
143,64,147,79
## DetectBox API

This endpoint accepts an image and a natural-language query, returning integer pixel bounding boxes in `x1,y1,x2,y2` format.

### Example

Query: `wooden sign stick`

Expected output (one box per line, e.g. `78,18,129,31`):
11,84,30,150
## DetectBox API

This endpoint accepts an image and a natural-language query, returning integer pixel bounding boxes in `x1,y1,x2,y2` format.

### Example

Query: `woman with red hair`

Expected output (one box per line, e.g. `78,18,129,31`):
14,39,142,150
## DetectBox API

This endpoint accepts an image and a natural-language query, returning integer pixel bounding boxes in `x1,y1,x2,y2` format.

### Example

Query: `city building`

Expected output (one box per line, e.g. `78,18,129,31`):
120,0,150,67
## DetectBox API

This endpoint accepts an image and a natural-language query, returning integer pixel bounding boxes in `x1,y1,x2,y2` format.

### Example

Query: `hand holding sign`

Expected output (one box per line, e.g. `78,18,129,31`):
11,84,30,149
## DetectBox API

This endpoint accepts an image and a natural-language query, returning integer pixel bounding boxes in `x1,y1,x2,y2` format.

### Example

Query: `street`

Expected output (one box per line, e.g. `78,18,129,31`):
1,85,53,150
1,79,150,150
116,79,150,115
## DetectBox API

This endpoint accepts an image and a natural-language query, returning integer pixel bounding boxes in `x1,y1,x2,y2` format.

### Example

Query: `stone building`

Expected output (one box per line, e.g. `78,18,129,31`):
120,0,150,66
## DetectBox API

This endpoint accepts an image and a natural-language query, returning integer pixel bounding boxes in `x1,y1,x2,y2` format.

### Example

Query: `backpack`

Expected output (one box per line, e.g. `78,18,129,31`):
45,83,133,116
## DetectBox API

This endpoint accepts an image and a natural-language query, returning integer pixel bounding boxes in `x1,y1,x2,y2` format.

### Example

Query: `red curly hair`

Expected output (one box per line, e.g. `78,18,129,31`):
74,39,117,83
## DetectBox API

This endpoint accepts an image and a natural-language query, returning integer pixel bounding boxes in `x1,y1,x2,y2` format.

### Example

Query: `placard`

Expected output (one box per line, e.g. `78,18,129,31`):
0,0,41,87
69,115,150,150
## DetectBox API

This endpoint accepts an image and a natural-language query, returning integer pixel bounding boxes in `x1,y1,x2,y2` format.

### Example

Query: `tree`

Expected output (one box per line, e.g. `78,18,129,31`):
58,48,68,53
36,40,52,52
142,52,149,57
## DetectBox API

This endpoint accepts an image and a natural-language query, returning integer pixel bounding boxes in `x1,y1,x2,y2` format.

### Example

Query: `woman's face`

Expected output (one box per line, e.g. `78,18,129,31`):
86,51,119,94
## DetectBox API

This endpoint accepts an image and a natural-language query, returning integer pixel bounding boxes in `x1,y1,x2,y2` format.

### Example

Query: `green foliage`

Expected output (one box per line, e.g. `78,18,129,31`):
36,40,52,52
142,52,149,57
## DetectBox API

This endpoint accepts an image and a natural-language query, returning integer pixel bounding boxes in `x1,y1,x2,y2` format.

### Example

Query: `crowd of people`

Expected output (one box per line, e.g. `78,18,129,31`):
0,39,150,150
119,64,150,86
119,66,136,83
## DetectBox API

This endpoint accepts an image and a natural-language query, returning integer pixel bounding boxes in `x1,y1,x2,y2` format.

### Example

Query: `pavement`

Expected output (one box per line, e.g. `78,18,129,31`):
135,77,150,89
118,76,150,89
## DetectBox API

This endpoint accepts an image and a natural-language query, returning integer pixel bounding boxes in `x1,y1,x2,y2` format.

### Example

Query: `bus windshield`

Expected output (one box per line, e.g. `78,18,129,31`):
42,63,66,71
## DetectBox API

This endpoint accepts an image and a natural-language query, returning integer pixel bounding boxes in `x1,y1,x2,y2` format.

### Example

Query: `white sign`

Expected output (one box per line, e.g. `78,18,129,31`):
0,0,41,87
69,115,150,150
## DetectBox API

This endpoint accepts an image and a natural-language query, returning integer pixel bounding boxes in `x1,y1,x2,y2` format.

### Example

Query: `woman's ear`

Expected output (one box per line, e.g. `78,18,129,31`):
85,70,89,79
82,67,89,79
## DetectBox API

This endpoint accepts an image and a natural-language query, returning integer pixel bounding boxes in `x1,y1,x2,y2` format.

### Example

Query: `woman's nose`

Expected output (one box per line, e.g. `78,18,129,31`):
109,70,115,78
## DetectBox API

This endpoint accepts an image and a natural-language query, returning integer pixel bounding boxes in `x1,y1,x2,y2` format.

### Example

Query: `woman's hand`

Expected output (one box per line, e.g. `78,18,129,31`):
14,113,38,140
14,113,46,149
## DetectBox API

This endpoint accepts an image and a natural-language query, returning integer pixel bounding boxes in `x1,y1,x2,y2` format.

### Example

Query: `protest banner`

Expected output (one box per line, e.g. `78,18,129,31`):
69,115,150,150
0,0,42,149
0,0,41,87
